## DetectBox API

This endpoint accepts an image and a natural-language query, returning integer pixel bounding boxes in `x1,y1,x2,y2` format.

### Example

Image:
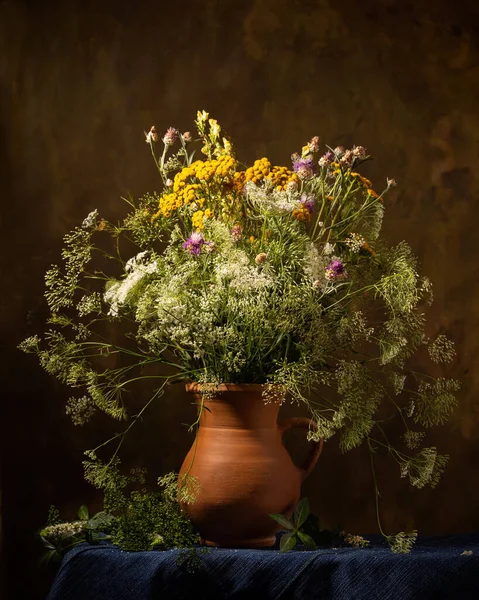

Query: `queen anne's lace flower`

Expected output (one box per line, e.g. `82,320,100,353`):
82,210,98,229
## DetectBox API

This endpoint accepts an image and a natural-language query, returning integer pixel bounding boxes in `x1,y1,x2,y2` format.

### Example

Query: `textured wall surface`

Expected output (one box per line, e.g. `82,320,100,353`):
2,0,479,598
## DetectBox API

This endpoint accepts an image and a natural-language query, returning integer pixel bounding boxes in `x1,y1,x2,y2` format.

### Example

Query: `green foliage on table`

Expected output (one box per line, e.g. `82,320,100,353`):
39,472,201,568
39,504,114,566
271,498,369,552
110,490,199,552
271,498,342,552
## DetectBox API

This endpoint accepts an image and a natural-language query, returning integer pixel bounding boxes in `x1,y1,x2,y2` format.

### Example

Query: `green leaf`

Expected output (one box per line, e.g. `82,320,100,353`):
280,532,297,553
298,531,317,549
87,511,114,530
269,513,294,530
78,505,89,521
38,549,61,568
293,498,310,529
39,535,56,551
86,531,109,544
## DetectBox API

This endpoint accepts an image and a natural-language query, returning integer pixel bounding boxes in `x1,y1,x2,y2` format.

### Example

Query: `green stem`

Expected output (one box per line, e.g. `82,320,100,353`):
149,140,166,185
368,439,387,538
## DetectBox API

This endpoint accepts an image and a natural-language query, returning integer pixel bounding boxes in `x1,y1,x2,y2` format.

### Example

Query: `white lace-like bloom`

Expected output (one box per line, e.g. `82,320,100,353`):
215,250,273,291
104,257,158,316
304,243,329,282
244,181,297,215
41,521,84,540
82,209,98,229
125,251,150,273
76,293,102,316
345,233,366,253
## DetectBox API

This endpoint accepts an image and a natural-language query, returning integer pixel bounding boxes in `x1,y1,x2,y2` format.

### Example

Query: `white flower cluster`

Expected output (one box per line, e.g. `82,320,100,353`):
214,249,273,291
41,521,84,540
304,243,329,283
81,209,98,229
244,180,297,216
345,232,366,253
403,430,425,450
389,531,417,554
323,243,335,256
77,293,102,316
428,334,455,363
125,250,150,273
104,253,159,316
400,446,448,489
390,372,406,395
17,335,41,353
66,395,96,426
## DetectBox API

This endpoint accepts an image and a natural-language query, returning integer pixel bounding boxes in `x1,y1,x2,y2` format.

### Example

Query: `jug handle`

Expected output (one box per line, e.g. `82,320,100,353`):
278,418,323,482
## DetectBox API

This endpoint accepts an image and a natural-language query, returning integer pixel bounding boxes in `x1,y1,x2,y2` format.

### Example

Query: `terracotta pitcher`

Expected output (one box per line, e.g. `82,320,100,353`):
178,383,323,548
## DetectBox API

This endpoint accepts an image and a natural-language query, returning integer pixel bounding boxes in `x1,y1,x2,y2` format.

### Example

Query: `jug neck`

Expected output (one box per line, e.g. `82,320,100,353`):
186,383,282,429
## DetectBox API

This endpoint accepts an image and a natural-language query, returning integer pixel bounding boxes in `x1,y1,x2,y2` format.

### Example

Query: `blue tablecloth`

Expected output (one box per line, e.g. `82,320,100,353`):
47,535,479,599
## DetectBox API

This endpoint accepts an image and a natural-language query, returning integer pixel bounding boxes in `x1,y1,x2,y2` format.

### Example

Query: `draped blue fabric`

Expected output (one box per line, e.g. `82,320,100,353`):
47,535,479,600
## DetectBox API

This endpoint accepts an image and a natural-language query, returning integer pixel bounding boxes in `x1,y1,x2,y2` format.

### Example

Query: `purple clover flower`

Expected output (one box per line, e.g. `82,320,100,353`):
325,259,345,280
300,193,315,214
340,149,353,167
231,224,242,242
163,127,178,146
308,136,320,153
292,157,317,180
352,145,366,158
183,232,205,255
318,151,334,168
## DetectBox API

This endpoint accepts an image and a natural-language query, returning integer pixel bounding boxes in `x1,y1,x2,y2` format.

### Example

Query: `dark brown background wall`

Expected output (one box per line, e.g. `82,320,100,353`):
1,0,479,598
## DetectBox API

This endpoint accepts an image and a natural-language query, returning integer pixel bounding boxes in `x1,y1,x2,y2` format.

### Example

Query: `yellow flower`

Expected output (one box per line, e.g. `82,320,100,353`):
292,206,310,222
243,158,298,191
191,210,205,230
360,175,373,188
223,138,233,156
197,110,209,123
362,241,377,257
301,144,310,158
191,208,214,230
209,119,221,138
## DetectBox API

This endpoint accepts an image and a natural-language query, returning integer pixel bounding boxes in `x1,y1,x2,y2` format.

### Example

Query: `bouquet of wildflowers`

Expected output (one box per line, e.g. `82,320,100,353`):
20,110,459,551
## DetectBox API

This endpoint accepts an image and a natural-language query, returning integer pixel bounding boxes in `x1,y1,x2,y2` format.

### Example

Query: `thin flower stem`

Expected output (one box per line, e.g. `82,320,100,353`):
149,140,165,184
368,439,387,538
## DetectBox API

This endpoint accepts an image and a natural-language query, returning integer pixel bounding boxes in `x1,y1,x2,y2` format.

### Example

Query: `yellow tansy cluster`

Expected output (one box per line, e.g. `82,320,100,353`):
243,158,299,191
156,192,182,219
173,166,197,192
232,171,247,193
349,172,381,202
191,155,236,183
153,155,236,220
154,183,204,219
192,208,214,230
292,206,311,222
171,155,235,192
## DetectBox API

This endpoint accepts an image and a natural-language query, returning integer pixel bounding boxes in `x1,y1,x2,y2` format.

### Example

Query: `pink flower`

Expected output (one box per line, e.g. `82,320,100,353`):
183,232,205,255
